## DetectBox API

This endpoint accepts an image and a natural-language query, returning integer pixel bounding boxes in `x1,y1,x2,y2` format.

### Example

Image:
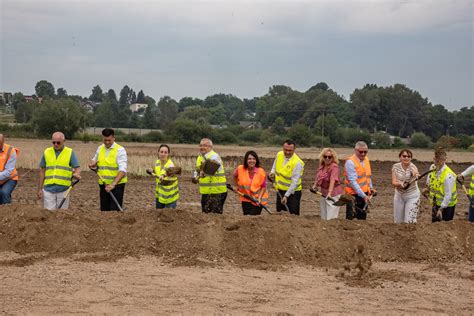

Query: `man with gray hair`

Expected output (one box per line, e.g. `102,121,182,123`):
0,134,19,204
37,132,81,210
193,138,227,213
343,141,376,220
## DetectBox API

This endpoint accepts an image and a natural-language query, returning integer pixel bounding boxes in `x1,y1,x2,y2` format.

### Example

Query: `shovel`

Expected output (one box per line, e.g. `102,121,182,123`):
146,169,176,186
267,175,290,212
401,168,436,190
89,167,124,212
226,184,272,215
309,188,355,206
57,178,80,209
457,178,473,204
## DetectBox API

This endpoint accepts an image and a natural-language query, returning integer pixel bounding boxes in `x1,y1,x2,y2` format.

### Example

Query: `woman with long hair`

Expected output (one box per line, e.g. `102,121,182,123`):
312,148,343,220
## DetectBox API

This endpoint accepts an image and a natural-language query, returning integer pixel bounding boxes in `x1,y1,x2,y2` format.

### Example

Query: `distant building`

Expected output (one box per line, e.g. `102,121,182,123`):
0,92,12,105
24,95,43,103
79,100,100,112
239,121,262,129
130,103,148,112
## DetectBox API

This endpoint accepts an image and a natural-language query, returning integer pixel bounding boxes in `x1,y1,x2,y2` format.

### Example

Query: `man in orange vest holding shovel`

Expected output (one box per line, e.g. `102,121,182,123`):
0,134,19,205
344,141,376,220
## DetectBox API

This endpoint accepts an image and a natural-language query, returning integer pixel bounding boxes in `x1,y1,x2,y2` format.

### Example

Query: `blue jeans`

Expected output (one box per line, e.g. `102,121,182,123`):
156,199,177,209
0,180,17,205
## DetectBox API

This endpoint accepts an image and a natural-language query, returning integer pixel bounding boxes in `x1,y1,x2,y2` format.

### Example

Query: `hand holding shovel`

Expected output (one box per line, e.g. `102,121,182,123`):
89,166,124,212
267,174,290,212
226,184,272,214
58,177,80,209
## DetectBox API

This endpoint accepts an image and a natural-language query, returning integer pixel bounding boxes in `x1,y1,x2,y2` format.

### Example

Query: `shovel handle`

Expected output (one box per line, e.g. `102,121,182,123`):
89,166,124,211
226,184,272,215
57,178,80,209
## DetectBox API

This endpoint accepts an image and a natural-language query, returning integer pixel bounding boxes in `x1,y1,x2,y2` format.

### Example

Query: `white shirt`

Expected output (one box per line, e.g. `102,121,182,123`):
91,142,127,173
461,165,474,178
270,154,303,197
426,164,455,209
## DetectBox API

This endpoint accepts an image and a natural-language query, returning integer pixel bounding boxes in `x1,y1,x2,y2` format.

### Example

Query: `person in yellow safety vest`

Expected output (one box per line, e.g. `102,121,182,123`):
37,132,81,210
424,149,457,222
0,134,19,205
192,138,227,214
88,128,127,211
233,150,269,215
343,141,376,220
457,164,474,222
269,139,304,215
150,144,179,209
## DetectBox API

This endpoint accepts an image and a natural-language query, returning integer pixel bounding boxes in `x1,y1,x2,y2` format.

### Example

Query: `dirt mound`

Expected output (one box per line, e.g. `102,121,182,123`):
0,205,472,269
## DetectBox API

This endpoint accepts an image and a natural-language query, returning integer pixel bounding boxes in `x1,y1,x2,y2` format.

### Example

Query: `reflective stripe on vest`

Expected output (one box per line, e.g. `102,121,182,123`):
469,175,474,197
196,151,227,194
154,159,179,204
428,166,458,207
97,143,128,185
43,147,73,186
344,155,372,195
275,151,304,192
0,144,19,184
237,165,269,205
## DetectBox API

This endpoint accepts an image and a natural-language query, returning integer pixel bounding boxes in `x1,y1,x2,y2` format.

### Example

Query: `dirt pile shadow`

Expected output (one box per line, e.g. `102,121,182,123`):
0,205,472,269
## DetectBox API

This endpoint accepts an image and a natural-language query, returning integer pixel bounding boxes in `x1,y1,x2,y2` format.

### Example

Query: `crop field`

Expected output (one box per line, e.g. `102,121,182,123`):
0,138,473,314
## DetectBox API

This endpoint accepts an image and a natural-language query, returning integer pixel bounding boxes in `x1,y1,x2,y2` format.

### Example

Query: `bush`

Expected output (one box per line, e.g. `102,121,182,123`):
142,131,165,143
435,135,460,150
410,132,431,148
456,134,474,149
239,129,263,143
332,127,371,146
371,132,391,149
288,124,312,147
311,135,331,147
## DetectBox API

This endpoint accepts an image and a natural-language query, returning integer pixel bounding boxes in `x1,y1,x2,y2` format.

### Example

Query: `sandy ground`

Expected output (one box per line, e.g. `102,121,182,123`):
1,157,473,314
1,254,472,315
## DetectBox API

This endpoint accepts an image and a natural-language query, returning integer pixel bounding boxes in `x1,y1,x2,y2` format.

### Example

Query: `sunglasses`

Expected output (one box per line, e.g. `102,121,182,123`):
357,150,368,154
52,141,61,145
323,155,333,159
401,155,411,158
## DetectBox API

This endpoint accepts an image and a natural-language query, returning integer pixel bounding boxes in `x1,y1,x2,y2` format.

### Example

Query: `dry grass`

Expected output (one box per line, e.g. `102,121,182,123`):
8,138,473,175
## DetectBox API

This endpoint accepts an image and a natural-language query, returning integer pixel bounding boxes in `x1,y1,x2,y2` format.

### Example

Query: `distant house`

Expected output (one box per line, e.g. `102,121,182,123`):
79,100,100,112
130,103,148,112
24,95,43,103
239,121,262,129
0,92,12,105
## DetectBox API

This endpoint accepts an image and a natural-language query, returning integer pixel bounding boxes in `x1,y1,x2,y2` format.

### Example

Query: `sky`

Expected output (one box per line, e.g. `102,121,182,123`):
1,0,472,110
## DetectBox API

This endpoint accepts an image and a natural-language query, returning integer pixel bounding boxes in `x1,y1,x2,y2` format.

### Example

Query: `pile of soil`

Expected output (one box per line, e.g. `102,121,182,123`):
0,205,471,269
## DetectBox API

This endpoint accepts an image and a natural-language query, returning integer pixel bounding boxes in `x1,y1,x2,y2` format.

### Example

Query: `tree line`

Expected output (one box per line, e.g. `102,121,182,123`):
3,79,473,149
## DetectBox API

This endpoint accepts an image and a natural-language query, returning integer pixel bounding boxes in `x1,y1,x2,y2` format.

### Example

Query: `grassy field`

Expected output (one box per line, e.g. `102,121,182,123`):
7,138,474,175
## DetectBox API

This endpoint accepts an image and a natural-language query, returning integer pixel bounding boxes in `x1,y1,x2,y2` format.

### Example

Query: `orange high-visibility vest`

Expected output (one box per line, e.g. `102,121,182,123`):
0,144,19,184
236,165,269,205
344,155,371,195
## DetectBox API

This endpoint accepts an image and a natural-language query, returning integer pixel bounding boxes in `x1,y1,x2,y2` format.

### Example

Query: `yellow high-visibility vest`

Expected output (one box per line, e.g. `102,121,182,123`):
154,158,179,204
97,143,128,185
43,147,73,186
196,151,227,194
429,165,458,207
275,151,304,191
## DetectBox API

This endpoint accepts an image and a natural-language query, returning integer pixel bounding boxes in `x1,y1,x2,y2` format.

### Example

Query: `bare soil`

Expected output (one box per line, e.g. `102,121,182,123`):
1,159,473,314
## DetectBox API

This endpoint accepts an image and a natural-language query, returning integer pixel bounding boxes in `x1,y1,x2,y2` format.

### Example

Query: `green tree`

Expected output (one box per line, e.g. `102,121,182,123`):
410,132,431,148
32,99,87,139
56,88,68,98
119,85,132,107
136,90,146,103
142,104,160,129
14,101,36,123
35,80,55,98
90,85,104,102
288,124,312,147
158,96,178,128
166,119,209,143
371,132,391,149
107,89,117,103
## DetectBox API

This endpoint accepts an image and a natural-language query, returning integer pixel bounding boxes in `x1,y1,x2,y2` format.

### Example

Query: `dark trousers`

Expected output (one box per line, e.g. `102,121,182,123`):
0,179,17,205
276,190,301,215
432,204,455,222
346,194,368,220
201,192,227,214
99,183,125,211
242,202,262,216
